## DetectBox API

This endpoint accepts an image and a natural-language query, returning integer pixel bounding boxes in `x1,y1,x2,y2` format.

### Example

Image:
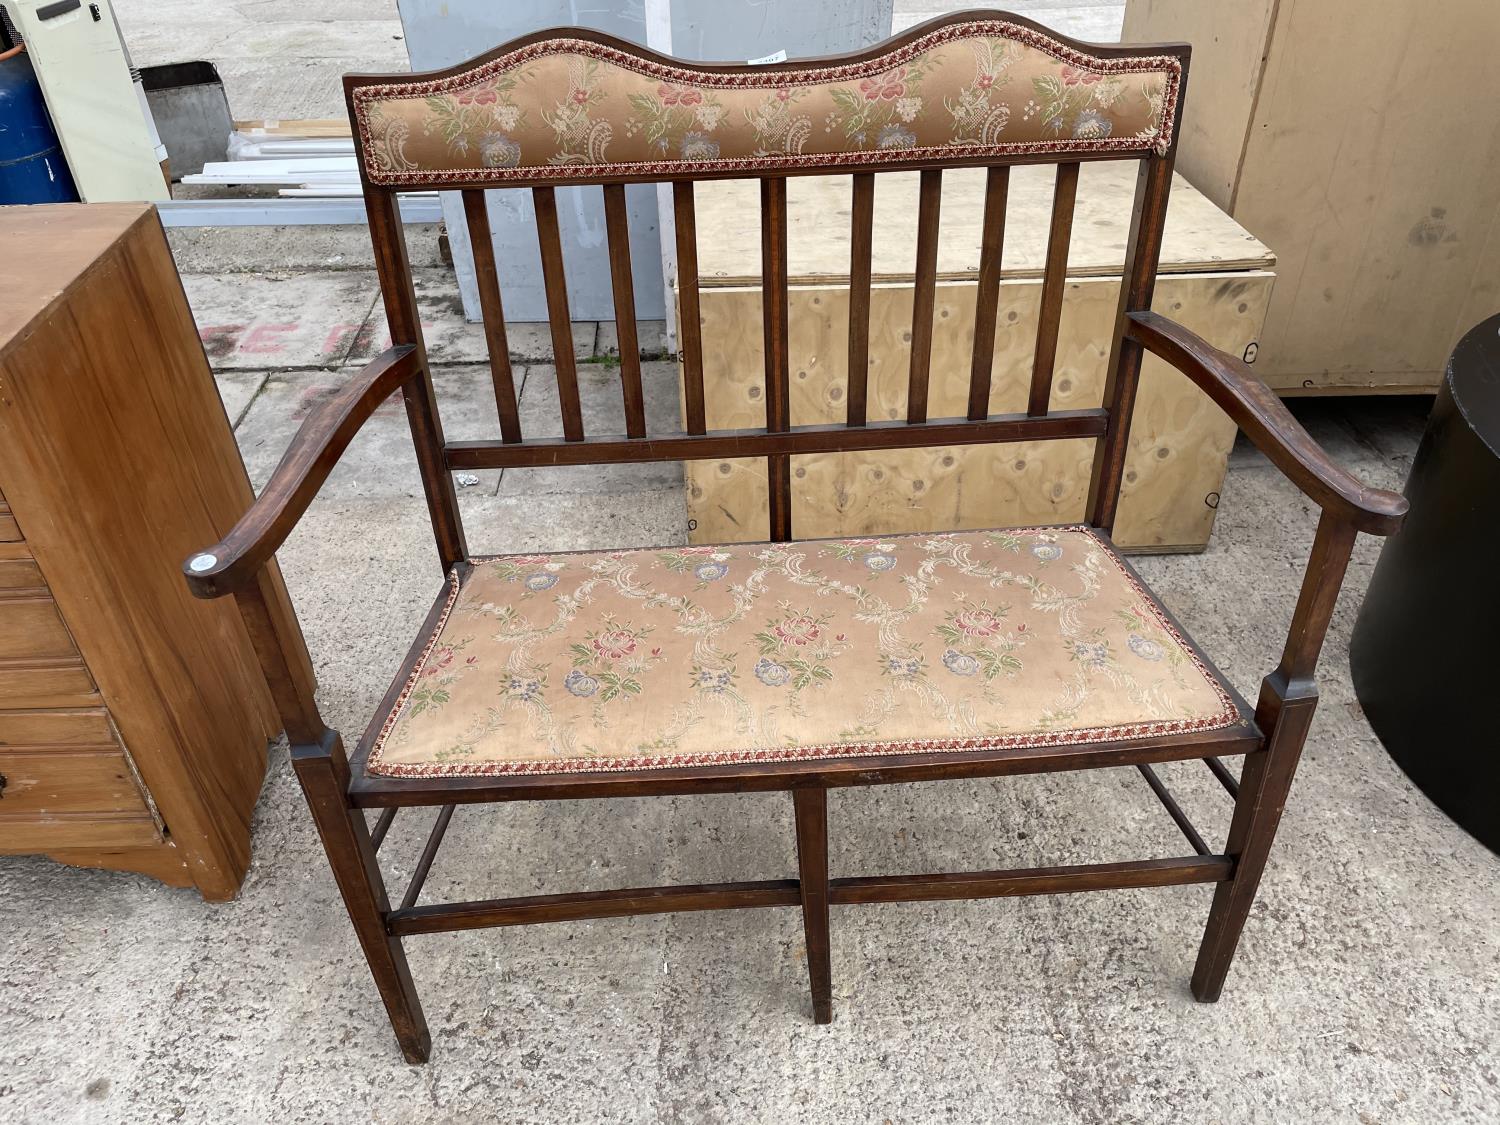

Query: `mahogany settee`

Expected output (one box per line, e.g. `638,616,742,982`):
184,11,1405,1061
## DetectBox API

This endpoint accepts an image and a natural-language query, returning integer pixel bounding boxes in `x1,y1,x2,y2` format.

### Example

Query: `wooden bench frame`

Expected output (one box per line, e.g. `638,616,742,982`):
182,11,1406,1063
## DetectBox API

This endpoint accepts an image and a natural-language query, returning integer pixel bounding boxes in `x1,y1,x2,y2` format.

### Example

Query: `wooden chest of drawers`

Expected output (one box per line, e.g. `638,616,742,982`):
0,203,312,900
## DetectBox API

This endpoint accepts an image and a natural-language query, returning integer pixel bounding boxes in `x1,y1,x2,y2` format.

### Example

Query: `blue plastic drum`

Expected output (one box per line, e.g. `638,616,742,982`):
0,50,80,204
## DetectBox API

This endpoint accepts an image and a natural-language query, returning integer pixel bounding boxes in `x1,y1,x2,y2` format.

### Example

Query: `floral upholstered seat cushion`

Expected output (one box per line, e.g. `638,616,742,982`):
366,526,1240,778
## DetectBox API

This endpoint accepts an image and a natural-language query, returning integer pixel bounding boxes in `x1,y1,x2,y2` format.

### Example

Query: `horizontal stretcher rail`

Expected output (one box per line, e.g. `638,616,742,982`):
443,409,1110,470
388,879,801,936
829,855,1229,903
385,856,1230,937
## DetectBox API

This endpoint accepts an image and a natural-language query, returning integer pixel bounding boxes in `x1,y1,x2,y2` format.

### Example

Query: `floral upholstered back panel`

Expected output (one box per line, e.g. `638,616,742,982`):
351,18,1182,185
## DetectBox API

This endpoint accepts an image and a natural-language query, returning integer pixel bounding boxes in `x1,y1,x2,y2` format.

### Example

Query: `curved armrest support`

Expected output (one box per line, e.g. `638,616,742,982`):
183,346,422,599
1126,311,1407,536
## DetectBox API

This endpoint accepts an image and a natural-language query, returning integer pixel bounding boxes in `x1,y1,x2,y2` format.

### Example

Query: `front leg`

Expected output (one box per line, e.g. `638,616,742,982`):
1192,512,1356,1001
229,569,431,1062
294,733,431,1063
1192,674,1316,1001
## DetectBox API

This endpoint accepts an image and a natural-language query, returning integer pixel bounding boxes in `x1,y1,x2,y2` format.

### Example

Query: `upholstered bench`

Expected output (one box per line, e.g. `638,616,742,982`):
184,10,1405,1062
368,527,1238,779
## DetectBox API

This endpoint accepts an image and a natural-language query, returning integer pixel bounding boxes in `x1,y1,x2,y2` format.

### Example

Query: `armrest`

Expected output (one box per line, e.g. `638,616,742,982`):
1125,311,1408,536
183,346,422,599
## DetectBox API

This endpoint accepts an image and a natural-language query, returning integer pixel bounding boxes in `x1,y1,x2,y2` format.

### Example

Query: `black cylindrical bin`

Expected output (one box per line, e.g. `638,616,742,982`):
1351,314,1500,854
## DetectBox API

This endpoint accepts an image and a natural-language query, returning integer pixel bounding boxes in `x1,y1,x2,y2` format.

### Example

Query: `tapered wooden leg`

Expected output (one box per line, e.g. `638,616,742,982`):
792,787,833,1024
231,573,429,1059
1192,674,1317,1002
293,734,431,1063
1195,514,1357,1002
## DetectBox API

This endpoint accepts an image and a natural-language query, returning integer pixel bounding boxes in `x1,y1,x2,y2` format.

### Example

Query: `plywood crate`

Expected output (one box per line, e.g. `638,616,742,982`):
1122,0,1500,395
676,162,1275,551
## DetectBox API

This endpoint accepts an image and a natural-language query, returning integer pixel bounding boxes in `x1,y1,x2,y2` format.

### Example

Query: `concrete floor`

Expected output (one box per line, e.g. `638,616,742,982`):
3,2,1499,1123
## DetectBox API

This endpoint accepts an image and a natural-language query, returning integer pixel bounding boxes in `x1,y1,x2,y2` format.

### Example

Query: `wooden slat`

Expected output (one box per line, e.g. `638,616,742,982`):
907,168,942,424
829,856,1231,904
369,806,399,852
1205,756,1241,798
1087,157,1173,532
602,183,647,438
446,408,1109,469
1136,764,1211,855
683,160,1271,290
968,166,1011,420
532,185,584,442
461,189,522,443
365,186,467,568
1028,161,1080,417
399,804,456,911
389,879,802,936
761,176,792,541
673,181,707,434
846,172,875,427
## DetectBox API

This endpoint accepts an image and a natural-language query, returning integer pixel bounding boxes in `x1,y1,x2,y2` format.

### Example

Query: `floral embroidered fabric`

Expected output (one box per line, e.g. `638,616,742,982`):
366,527,1239,778
351,20,1180,184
